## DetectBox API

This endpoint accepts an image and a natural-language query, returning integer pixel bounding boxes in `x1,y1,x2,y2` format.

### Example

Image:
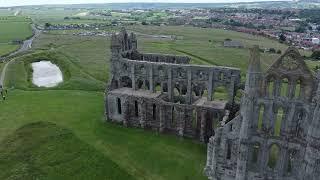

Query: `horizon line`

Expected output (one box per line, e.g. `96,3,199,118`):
0,0,293,8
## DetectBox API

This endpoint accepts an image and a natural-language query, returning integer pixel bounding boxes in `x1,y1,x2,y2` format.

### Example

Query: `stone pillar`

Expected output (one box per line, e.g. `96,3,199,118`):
149,65,154,92
139,100,146,128
131,65,136,90
168,67,173,101
259,141,268,173
277,147,287,177
275,78,282,97
178,108,185,136
205,135,218,178
228,76,236,102
186,68,192,104
159,105,165,132
123,99,129,127
200,109,206,142
208,71,214,101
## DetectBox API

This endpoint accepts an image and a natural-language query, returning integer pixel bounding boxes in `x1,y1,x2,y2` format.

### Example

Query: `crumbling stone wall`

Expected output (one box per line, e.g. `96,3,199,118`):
105,28,241,142
205,46,320,180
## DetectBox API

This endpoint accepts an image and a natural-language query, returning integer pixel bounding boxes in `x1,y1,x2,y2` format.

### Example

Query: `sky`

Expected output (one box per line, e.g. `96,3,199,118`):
0,0,291,7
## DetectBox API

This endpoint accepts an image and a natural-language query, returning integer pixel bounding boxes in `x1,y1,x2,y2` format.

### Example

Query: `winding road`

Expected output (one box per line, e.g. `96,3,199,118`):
0,24,41,87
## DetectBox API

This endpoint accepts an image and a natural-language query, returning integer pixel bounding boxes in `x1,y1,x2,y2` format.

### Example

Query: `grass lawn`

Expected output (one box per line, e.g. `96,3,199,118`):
0,90,207,180
0,121,135,180
0,16,32,43
0,44,19,56
0,16,33,56
1,25,317,179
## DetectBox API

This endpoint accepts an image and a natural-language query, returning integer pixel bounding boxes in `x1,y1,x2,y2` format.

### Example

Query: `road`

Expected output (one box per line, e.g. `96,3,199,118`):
0,24,41,87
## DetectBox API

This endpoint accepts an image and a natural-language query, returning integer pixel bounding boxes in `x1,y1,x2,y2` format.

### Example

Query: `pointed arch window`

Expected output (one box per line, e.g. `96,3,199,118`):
274,107,284,136
280,78,289,97
295,80,301,99
258,104,264,131
268,144,280,169
252,143,260,164
267,78,275,97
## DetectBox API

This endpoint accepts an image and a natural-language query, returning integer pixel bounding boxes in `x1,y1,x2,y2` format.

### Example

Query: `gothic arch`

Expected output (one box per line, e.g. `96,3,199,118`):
268,143,280,170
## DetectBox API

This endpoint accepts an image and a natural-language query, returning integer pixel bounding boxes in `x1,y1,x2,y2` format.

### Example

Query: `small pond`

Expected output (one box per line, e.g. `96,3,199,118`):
32,61,63,87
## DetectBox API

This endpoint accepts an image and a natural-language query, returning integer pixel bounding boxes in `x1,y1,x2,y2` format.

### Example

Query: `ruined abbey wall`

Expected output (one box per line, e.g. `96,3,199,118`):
105,28,241,142
105,28,320,179
205,46,320,180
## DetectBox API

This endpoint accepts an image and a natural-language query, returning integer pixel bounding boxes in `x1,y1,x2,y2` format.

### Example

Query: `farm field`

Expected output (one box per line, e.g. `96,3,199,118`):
0,16,33,56
30,25,317,80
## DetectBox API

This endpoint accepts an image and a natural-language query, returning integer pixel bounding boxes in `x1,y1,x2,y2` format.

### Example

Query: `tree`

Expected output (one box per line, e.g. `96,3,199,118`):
269,48,276,53
311,50,320,60
44,22,51,28
277,50,282,54
279,34,286,43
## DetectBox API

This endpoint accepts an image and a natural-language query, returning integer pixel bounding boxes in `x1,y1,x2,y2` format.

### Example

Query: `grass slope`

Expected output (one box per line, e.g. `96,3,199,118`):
0,121,135,180
0,90,207,180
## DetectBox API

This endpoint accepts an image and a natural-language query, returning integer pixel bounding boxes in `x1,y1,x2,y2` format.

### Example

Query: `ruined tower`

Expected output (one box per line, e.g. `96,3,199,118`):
205,46,320,180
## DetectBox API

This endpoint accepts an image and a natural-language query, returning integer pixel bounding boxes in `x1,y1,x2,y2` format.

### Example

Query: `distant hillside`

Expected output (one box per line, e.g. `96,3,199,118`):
5,1,320,10
298,0,320,2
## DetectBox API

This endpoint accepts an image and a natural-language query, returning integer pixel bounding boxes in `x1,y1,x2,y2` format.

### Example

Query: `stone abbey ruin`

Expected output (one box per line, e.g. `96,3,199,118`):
105,28,320,180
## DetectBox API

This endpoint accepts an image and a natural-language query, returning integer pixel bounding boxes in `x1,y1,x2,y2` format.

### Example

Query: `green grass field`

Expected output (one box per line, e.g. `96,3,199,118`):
0,90,206,180
0,16,33,56
0,121,136,180
1,25,317,179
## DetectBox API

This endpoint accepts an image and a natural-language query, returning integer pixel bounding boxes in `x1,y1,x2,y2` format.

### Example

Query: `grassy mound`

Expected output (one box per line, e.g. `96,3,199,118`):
0,121,135,180
5,51,105,91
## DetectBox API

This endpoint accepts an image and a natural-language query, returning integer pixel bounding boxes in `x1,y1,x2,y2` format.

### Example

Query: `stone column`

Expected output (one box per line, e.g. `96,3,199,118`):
277,147,287,177
149,65,154,92
178,108,185,137
275,78,282,97
228,76,236,102
200,109,206,142
131,65,136,90
208,71,214,101
159,105,165,132
139,100,146,128
123,99,129,127
259,141,268,173
168,67,173,101
205,135,217,178
186,68,192,104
